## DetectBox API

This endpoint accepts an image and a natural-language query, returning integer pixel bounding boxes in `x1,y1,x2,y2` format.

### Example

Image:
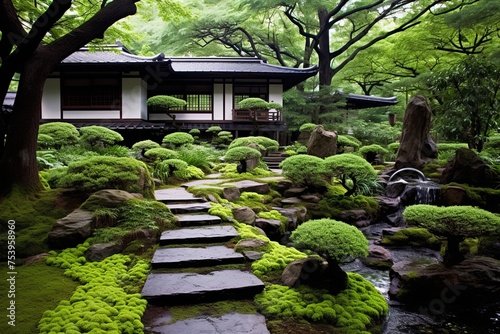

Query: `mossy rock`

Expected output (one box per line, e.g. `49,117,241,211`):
380,227,442,250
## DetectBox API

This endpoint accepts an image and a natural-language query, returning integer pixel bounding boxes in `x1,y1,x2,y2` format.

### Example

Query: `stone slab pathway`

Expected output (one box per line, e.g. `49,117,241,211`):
146,312,270,334
155,188,206,203
160,226,239,245
141,270,264,304
166,202,213,214
151,246,245,268
176,213,222,226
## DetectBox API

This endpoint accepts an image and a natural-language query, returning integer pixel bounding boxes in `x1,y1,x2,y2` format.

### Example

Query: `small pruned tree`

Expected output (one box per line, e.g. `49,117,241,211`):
79,126,123,147
322,153,379,196
236,97,281,111
162,132,194,148
224,146,262,173
290,218,369,293
280,154,326,190
147,95,187,128
403,204,500,266
358,144,389,164
228,136,279,152
38,122,79,148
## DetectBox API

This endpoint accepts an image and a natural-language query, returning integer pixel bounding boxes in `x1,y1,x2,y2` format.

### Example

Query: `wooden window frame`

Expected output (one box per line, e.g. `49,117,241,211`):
62,76,122,111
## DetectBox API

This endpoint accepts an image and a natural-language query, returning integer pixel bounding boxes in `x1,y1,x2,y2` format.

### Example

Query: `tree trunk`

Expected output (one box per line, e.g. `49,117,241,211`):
443,235,465,267
317,9,333,86
326,256,348,293
0,56,49,194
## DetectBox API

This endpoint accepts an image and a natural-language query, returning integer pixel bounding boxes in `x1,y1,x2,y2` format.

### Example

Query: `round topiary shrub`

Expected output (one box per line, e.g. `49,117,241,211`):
131,140,161,158
280,154,326,189
79,125,124,147
206,126,222,134
358,144,389,164
299,123,317,133
162,132,195,147
236,97,270,110
228,136,279,152
144,147,179,161
290,218,369,292
54,156,154,198
37,134,56,149
39,122,80,147
224,146,262,162
147,95,187,111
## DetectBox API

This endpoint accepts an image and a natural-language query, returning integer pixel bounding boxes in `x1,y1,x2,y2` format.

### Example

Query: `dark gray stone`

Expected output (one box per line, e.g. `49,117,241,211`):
255,218,282,240
148,313,269,334
48,209,94,249
85,242,123,262
243,251,263,262
272,207,307,230
160,226,239,245
232,207,256,226
176,213,222,226
338,209,370,225
307,125,337,158
166,202,212,214
223,187,241,201
155,188,206,203
82,189,140,210
280,197,303,205
235,238,269,251
141,270,265,304
151,246,244,269
222,180,270,194
283,187,307,198
361,244,393,269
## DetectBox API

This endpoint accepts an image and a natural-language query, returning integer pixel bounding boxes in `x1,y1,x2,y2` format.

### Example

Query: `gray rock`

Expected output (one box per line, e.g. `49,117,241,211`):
361,244,393,269
281,257,325,288
283,187,307,198
223,187,241,201
81,189,141,209
176,213,222,226
280,197,303,205
255,218,283,240
338,209,370,225
151,246,244,269
235,238,269,251
243,251,264,262
272,206,307,230
307,125,337,158
160,226,239,245
85,242,123,262
232,207,256,226
48,209,94,249
300,194,322,203
441,185,467,206
223,180,270,195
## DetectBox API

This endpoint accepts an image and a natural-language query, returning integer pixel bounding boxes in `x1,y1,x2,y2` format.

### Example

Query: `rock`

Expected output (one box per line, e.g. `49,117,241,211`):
48,209,94,249
276,179,294,194
389,256,500,306
207,194,219,203
375,196,401,215
235,238,269,251
338,209,371,225
281,197,304,205
243,251,263,261
395,95,437,170
300,194,322,203
354,220,371,228
284,187,307,197
384,180,408,198
361,244,393,269
232,206,256,225
223,180,270,194
272,206,307,230
24,253,50,265
85,242,123,262
281,258,325,288
441,185,467,206
255,218,282,240
151,246,244,269
82,189,141,209
121,228,159,247
307,125,337,158
440,148,500,188
223,187,241,201
245,157,261,171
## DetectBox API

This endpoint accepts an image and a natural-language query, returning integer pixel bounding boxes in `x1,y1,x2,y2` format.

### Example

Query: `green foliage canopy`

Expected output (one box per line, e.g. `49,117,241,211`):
162,132,195,146
280,154,326,188
39,122,80,147
79,126,123,147
147,95,187,110
224,146,262,162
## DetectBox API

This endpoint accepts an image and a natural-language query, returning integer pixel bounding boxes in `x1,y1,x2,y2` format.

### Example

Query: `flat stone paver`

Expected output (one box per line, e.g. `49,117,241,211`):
221,180,270,194
176,213,222,226
155,188,206,203
147,312,270,334
160,226,239,245
182,178,228,188
166,202,212,214
141,270,264,304
151,246,244,268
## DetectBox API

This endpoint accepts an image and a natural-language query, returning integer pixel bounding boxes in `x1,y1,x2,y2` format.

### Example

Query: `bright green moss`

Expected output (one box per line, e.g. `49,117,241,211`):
255,273,388,332
42,244,149,333
208,203,236,221
299,123,317,132
144,147,179,161
39,122,80,147
228,136,280,152
280,154,326,188
380,227,442,249
314,193,379,219
216,163,275,179
162,132,194,147
224,146,262,162
79,126,123,147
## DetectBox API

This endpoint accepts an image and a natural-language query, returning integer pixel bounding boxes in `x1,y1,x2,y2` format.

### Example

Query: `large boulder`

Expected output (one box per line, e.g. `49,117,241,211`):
307,125,337,158
440,148,500,188
48,209,94,249
232,206,256,226
361,244,394,269
255,218,282,240
281,257,326,288
395,95,437,170
85,242,123,262
81,189,142,210
389,256,500,307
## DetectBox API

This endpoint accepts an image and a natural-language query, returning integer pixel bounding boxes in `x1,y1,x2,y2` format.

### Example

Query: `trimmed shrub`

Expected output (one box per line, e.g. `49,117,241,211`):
358,144,389,161
237,97,270,110
53,156,154,198
79,126,123,147
37,134,55,149
131,140,161,155
39,122,79,147
322,153,379,196
162,132,195,147
337,135,361,151
144,147,179,161
299,123,317,133
228,136,279,152
206,126,222,134
280,154,326,189
403,204,500,265
224,146,262,162
147,95,186,111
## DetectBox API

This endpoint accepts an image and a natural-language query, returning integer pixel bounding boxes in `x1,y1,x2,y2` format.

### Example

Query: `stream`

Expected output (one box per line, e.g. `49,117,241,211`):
341,222,500,334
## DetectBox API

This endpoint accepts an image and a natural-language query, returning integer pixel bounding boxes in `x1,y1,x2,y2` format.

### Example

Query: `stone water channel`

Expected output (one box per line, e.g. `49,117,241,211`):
141,180,500,333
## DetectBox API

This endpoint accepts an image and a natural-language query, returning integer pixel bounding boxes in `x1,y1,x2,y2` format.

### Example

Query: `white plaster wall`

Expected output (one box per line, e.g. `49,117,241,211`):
42,78,61,119
213,84,224,121
140,80,148,120
269,84,283,105
63,110,121,119
224,83,234,120
149,113,213,121
122,78,144,119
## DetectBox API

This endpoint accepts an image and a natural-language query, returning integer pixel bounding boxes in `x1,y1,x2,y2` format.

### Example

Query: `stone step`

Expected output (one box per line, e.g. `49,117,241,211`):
176,213,222,226
141,270,265,305
145,312,270,334
151,246,244,269
155,188,206,204
160,226,239,245
166,202,212,214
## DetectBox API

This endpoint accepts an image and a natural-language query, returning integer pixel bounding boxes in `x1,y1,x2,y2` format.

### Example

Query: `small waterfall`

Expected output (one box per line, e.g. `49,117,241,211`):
386,168,441,206
414,181,441,205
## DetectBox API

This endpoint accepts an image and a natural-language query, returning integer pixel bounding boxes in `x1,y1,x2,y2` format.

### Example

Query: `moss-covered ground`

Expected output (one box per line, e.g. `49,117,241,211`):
0,262,79,334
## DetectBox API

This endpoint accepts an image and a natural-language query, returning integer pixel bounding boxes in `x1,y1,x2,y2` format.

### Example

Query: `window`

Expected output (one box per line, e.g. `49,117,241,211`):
62,77,121,110
151,84,213,113
233,84,268,107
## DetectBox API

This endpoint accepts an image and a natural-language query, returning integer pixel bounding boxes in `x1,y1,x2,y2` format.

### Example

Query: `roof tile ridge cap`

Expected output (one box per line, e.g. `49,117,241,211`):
121,51,168,61
260,60,319,71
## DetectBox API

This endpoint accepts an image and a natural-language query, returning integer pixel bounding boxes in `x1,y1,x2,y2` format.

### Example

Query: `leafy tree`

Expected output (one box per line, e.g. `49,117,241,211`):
428,56,500,151
403,204,500,266
322,153,378,196
290,218,369,292
224,146,262,173
228,136,279,152
0,0,143,194
280,154,325,189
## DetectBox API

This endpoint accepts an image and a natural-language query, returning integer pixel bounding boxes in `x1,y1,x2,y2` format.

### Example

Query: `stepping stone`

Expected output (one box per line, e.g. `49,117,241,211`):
141,270,264,304
221,180,270,194
155,188,206,203
176,213,222,226
151,246,244,268
146,312,269,334
160,226,239,245
166,202,212,214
